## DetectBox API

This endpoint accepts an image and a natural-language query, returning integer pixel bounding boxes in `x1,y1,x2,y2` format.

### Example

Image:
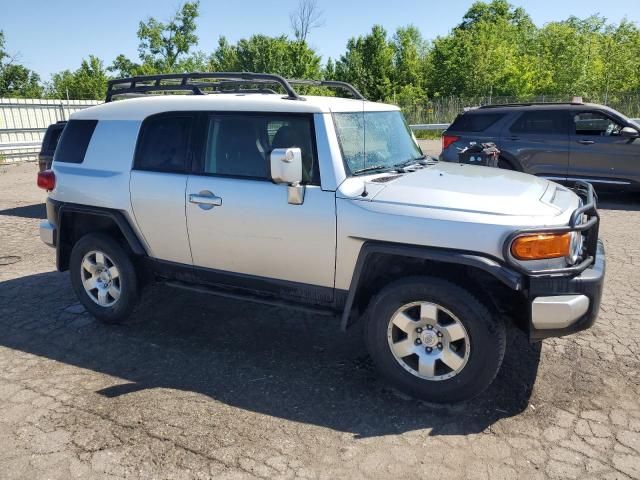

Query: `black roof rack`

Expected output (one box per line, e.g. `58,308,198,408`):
478,100,584,109
105,72,365,102
286,79,364,100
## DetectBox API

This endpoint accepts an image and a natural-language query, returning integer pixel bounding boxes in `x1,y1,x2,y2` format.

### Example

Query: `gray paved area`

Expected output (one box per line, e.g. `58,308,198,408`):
0,161,639,479
416,139,440,158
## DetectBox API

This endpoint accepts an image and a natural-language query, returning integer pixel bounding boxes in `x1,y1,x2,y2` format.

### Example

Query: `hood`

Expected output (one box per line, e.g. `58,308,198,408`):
362,163,569,217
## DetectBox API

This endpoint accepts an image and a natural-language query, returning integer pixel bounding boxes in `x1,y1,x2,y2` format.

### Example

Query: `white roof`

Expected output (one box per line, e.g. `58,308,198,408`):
72,94,399,121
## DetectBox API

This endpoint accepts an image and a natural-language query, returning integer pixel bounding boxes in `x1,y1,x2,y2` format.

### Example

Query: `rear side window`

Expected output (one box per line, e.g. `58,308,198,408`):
53,120,98,164
449,113,504,132
135,115,193,173
510,111,568,135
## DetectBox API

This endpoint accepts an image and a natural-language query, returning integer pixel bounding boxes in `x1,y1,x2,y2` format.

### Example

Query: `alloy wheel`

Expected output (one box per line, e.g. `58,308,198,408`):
386,301,471,381
80,250,121,307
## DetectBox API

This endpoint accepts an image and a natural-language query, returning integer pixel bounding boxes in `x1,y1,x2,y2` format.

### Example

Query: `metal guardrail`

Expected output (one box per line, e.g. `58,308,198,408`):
0,142,42,151
410,123,450,131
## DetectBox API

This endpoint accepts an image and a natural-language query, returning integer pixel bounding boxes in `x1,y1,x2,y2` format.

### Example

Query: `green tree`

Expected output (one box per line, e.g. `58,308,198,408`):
209,37,238,72
0,31,43,98
425,0,536,98
334,25,394,101
458,0,533,30
323,57,336,80
110,1,201,76
531,16,606,96
391,26,429,106
598,20,640,98
210,35,321,79
48,56,109,100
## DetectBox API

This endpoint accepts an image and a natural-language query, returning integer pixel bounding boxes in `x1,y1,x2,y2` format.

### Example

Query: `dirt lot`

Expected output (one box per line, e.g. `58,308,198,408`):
0,161,639,479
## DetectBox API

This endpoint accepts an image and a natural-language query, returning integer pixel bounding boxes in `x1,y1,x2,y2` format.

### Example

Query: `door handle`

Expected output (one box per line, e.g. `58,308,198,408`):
578,140,595,145
189,191,222,210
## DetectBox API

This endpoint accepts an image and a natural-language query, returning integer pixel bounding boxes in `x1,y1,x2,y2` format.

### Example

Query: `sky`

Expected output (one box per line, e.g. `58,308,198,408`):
2,0,639,81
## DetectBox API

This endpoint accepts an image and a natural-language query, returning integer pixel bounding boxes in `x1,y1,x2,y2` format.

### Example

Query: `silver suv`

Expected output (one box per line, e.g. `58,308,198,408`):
37,73,605,403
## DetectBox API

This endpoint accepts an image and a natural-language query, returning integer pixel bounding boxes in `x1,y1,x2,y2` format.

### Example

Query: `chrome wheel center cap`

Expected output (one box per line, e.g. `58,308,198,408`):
421,331,438,348
99,270,111,284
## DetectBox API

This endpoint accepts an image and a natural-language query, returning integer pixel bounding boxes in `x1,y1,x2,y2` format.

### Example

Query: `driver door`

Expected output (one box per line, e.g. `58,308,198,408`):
570,111,640,185
185,112,337,303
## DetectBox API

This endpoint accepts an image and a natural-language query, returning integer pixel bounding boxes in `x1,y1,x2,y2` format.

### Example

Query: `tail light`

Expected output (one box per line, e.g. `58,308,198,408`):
442,134,460,150
37,170,56,191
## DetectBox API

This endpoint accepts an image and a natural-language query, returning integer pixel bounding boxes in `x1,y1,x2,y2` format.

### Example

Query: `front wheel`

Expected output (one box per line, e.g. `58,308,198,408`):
69,233,139,324
365,276,506,403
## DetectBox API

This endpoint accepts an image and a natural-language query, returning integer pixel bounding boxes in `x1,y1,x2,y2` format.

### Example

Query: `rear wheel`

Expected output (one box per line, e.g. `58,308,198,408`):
365,276,506,403
69,233,139,324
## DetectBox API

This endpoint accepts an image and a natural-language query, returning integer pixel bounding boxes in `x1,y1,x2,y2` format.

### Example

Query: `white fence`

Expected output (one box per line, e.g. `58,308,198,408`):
0,98,102,163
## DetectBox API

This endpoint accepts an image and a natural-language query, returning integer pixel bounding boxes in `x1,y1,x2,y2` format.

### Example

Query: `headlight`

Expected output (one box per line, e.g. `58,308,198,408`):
510,233,572,261
566,231,584,265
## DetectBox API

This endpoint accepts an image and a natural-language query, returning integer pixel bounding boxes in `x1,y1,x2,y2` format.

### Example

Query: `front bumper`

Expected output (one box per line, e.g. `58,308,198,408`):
527,240,605,341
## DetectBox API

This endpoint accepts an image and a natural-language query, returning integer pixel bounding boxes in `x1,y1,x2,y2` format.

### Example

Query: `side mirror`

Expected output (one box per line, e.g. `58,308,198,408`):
269,147,305,205
621,126,639,138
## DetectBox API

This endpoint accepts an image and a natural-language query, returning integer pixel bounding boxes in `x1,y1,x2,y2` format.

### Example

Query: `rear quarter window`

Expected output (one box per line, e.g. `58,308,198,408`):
449,113,504,132
53,120,98,164
134,115,193,173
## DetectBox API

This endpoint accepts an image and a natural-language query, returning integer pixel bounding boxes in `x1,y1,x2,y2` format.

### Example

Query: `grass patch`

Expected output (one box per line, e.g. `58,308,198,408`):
413,129,444,140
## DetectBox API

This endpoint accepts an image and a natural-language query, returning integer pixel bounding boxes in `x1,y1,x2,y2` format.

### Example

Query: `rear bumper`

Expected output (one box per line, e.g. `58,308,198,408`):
39,220,56,247
527,240,605,341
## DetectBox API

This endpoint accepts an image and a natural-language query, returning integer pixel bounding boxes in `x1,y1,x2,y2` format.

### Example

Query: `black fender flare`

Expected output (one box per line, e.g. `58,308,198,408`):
56,203,147,271
340,241,524,330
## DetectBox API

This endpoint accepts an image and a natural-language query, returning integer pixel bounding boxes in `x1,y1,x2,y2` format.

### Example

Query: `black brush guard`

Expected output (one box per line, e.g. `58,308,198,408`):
503,181,600,277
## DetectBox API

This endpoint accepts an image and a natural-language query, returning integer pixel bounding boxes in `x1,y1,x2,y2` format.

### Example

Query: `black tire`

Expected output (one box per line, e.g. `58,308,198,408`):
365,276,506,403
69,233,139,324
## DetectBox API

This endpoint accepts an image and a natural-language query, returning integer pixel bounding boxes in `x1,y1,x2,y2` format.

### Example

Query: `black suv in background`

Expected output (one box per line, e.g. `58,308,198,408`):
440,102,640,190
38,121,66,172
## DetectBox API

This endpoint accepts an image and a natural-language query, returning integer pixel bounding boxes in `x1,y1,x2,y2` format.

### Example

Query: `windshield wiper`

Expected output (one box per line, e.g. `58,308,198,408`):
393,155,429,170
352,165,392,175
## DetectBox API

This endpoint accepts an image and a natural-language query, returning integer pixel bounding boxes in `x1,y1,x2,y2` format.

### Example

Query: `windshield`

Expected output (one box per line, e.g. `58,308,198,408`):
333,111,423,176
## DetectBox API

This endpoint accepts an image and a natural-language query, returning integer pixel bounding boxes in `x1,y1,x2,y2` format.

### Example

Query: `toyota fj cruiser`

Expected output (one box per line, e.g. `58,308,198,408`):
37,73,605,402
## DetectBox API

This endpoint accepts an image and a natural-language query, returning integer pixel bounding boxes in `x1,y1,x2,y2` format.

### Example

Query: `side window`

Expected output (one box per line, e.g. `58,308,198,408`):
135,115,193,173
53,120,98,164
510,111,567,135
202,114,317,183
574,112,623,136
449,113,504,132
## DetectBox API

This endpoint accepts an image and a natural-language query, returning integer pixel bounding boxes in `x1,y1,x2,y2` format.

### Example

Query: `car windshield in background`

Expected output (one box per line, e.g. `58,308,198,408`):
333,111,423,176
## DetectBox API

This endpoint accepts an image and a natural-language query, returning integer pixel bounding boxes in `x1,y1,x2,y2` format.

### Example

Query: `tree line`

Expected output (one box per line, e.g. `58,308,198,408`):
1,0,639,108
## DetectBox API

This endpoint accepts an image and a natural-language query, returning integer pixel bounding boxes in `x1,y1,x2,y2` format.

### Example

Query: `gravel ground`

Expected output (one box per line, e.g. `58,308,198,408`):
0,161,639,479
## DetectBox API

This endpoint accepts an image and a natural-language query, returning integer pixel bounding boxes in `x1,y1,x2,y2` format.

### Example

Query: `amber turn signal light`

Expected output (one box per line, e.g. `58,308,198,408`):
510,233,571,260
